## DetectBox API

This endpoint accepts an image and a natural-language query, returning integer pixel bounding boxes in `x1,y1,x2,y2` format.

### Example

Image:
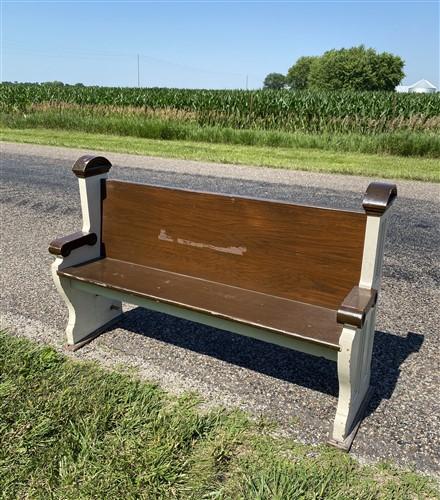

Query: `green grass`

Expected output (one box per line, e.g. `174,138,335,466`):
2,127,439,182
1,332,438,499
2,107,440,158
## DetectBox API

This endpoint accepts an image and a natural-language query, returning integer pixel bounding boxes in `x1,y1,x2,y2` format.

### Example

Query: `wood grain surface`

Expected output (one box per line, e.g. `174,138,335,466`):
59,258,343,348
101,181,367,309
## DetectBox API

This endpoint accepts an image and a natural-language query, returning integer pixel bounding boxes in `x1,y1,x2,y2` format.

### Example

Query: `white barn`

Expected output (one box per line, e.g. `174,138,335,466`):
396,79,437,93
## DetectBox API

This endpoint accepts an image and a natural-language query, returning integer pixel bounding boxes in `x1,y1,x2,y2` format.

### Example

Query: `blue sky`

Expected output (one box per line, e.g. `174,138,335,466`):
2,1,439,89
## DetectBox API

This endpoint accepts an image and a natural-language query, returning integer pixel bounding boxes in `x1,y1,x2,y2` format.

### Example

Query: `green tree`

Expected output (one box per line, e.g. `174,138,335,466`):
43,81,65,86
263,72,287,90
308,46,404,91
286,56,317,89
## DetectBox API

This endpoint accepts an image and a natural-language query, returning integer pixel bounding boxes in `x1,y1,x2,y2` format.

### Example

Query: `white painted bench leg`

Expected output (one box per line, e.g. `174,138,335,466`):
49,156,123,349
52,259,122,348
328,184,396,449
330,316,374,450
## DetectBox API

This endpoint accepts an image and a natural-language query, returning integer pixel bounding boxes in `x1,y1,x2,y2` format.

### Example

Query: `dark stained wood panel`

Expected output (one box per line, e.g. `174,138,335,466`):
102,181,367,310
59,258,343,349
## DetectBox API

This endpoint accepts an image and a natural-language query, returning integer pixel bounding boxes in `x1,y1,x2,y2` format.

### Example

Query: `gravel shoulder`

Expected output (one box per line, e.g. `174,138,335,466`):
1,142,439,475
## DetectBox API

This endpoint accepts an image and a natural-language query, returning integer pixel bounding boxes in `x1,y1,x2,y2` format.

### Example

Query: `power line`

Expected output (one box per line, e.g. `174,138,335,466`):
3,42,265,80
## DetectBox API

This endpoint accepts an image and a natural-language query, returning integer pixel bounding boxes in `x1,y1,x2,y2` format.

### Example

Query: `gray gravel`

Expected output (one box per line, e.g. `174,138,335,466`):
1,142,439,475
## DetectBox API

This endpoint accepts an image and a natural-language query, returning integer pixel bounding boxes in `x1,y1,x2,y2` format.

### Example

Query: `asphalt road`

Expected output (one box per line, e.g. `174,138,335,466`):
1,142,439,475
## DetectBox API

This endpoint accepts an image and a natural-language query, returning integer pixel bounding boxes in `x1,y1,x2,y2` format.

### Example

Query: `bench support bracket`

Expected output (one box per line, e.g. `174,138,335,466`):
52,262,122,347
328,385,374,452
329,308,376,450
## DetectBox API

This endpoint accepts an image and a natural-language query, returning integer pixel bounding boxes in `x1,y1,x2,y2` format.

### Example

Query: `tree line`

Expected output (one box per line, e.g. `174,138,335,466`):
264,45,405,91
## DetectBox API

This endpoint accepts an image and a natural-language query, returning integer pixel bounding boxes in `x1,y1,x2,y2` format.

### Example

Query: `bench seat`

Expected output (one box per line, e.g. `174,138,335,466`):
59,257,343,350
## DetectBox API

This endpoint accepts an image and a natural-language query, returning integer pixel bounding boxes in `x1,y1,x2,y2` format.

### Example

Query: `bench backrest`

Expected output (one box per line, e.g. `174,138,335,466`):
101,180,367,310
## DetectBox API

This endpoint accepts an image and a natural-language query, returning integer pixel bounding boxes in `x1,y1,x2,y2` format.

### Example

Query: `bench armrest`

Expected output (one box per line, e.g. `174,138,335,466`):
337,286,377,328
49,231,97,257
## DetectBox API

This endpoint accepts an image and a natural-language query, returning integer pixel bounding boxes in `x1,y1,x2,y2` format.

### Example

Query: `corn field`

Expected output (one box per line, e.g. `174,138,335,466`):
1,83,439,133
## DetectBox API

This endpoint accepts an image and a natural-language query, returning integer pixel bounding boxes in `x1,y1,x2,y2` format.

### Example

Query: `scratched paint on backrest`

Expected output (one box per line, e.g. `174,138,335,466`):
102,180,366,310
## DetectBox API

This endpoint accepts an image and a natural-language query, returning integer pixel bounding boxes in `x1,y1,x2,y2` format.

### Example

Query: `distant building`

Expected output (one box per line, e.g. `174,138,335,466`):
396,79,437,93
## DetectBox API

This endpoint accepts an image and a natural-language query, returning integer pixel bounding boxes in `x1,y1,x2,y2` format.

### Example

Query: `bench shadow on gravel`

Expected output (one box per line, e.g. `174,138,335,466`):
114,308,424,417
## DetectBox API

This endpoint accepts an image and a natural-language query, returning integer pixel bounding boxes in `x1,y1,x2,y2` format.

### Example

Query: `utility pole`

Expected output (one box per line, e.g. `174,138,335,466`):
246,74,248,90
137,54,140,87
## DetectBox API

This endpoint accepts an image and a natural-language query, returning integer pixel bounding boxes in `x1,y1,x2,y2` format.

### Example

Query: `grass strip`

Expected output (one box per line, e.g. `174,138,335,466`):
2,127,439,182
0,331,438,499
2,107,440,158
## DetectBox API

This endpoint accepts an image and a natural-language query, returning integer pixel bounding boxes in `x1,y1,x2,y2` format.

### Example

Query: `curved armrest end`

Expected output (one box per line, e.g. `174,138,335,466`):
72,155,112,178
337,287,378,328
362,182,397,216
49,231,97,257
